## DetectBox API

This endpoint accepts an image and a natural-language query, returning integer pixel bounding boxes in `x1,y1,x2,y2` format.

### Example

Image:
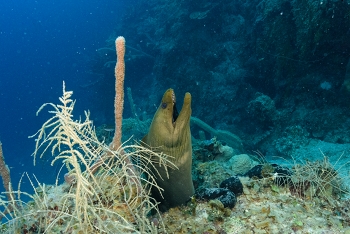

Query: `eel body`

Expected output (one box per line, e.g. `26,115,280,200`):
142,88,194,208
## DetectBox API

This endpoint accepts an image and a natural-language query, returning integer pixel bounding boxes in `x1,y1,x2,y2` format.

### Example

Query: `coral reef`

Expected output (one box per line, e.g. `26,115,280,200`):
158,164,349,233
94,0,350,157
246,92,277,127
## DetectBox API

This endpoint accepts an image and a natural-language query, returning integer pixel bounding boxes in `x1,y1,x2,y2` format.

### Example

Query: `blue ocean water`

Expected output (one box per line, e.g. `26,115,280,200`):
0,0,129,195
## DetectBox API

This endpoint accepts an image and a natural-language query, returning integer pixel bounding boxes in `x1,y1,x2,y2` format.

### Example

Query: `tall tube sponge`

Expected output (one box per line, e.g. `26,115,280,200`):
89,37,142,193
90,36,129,174
110,36,125,151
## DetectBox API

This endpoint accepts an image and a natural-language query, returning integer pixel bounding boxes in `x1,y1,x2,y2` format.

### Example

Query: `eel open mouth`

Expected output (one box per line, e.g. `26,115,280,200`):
172,91,179,124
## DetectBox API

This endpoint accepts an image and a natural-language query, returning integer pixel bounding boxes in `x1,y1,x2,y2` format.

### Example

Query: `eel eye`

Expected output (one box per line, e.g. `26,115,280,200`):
161,102,167,109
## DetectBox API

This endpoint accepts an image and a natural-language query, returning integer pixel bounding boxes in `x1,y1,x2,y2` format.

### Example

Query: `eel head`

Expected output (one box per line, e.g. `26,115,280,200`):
144,88,192,160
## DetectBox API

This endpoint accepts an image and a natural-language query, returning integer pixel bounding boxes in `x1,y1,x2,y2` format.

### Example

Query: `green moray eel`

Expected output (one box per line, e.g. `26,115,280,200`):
142,88,194,209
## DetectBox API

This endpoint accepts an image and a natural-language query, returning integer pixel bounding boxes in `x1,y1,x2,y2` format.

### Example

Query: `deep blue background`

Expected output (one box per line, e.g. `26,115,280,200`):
0,0,128,194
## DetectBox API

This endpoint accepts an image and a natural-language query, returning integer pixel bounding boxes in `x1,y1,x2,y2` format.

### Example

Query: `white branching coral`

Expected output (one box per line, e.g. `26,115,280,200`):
0,83,174,233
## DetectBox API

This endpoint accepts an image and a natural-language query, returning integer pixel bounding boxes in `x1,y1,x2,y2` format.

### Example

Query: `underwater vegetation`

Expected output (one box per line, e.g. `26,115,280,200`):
0,83,174,233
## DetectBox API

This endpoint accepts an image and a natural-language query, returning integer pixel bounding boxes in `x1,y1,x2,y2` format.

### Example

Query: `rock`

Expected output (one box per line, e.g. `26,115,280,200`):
243,163,292,186
220,176,243,196
196,188,237,208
